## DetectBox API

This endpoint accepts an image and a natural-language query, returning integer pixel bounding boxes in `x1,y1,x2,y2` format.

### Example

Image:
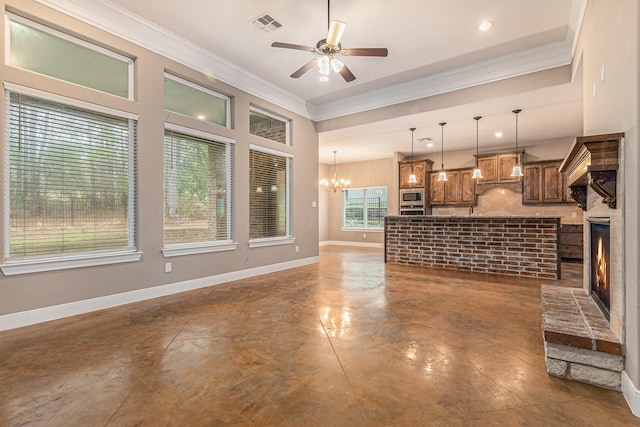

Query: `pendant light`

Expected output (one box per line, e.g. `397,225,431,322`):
408,127,417,184
510,109,524,177
471,116,483,179
320,150,350,192
437,122,448,182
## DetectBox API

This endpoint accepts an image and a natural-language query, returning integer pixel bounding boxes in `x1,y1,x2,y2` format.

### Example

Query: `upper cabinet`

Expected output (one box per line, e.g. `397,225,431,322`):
429,168,475,206
399,159,432,189
475,152,523,184
522,160,568,204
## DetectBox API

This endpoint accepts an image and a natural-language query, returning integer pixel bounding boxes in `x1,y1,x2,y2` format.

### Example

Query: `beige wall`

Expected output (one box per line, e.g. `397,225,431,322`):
320,157,395,246
0,0,319,316
574,0,640,391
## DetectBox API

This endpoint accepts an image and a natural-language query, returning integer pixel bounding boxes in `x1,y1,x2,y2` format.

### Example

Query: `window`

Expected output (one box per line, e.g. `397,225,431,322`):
343,187,387,229
249,106,290,145
249,146,293,246
163,125,235,256
2,86,139,275
164,74,230,127
7,13,133,99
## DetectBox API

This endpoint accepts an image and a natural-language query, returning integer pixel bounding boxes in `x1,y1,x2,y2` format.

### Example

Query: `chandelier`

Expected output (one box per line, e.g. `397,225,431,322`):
320,150,350,192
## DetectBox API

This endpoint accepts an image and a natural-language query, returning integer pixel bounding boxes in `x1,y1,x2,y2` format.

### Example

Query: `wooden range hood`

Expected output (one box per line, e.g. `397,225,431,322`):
559,132,623,211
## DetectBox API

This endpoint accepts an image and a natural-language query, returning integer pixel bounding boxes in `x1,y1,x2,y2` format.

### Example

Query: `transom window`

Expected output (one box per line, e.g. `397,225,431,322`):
343,187,388,229
3,86,138,272
164,74,230,127
249,106,290,145
163,125,235,255
249,146,293,245
7,13,133,99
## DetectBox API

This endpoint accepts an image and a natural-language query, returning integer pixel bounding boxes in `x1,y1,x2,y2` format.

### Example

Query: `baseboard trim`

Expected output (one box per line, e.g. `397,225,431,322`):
319,240,384,248
0,256,319,332
622,370,640,417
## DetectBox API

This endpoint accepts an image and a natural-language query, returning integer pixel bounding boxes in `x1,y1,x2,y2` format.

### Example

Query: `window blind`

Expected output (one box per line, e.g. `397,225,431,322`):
249,147,292,239
163,129,233,245
5,91,137,260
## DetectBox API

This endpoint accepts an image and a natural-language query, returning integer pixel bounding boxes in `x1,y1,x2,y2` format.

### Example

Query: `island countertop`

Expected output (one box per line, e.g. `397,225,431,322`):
384,215,560,279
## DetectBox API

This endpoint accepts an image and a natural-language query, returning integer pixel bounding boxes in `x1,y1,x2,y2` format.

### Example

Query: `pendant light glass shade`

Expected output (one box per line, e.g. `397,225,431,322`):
437,122,448,182
510,109,524,177
408,127,417,184
471,116,483,179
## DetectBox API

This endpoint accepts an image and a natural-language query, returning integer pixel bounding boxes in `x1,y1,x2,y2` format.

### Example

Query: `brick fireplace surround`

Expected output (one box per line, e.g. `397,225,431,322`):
542,133,625,390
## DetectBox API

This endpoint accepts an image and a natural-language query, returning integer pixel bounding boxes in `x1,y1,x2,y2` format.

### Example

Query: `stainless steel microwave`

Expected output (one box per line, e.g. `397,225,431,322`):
400,188,425,206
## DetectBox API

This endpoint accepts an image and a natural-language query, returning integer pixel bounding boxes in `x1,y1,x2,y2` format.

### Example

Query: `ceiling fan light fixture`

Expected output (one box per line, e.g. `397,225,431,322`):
331,57,344,73
318,55,330,75
326,20,346,46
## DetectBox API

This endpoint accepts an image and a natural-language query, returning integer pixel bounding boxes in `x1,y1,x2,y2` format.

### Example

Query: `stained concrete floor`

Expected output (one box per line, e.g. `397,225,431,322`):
0,246,638,426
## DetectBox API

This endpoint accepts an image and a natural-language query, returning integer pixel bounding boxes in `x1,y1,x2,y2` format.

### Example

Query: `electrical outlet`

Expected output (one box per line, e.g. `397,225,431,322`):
295,245,300,253
363,233,367,238
165,262,172,273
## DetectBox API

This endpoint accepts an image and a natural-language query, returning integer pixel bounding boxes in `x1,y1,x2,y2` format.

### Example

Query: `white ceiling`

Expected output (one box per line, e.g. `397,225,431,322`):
41,0,587,164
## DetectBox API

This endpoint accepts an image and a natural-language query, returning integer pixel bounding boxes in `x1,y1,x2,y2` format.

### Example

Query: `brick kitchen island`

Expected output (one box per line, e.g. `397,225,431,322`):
384,215,561,279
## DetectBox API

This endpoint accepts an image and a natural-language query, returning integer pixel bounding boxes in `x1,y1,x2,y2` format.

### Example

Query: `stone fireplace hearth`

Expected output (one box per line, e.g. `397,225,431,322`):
542,133,625,390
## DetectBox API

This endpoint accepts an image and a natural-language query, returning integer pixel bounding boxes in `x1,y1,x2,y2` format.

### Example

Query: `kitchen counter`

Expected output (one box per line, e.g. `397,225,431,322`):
384,215,561,279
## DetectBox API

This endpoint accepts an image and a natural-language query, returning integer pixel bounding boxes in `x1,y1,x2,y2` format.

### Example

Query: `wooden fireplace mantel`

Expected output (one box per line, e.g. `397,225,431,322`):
559,133,623,210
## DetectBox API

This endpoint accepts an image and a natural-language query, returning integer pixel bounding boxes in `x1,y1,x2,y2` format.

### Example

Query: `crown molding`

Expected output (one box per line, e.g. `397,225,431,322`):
34,0,576,123
311,40,573,121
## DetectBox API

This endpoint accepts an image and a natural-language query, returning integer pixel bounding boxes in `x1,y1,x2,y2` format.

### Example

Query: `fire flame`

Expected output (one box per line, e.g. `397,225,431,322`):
596,236,607,291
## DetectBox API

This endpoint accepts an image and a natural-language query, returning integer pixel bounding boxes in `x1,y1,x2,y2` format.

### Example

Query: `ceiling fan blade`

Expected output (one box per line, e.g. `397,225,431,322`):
338,63,356,82
341,48,389,57
326,20,346,46
290,59,318,78
271,42,316,52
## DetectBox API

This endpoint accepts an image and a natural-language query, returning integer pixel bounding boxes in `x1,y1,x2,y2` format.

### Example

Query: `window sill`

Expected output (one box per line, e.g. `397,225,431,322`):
248,237,295,248
162,241,237,257
0,250,143,276
341,227,383,232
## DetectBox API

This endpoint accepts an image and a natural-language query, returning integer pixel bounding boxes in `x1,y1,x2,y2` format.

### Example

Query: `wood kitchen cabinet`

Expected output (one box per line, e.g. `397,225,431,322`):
399,160,431,189
429,168,475,206
523,160,566,204
475,152,523,184
559,224,583,261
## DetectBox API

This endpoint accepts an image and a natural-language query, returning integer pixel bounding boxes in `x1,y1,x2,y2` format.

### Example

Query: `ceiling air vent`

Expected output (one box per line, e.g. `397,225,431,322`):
251,13,283,33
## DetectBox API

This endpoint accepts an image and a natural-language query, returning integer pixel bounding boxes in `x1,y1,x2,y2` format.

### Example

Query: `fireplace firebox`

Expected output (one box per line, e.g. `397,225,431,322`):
589,219,610,320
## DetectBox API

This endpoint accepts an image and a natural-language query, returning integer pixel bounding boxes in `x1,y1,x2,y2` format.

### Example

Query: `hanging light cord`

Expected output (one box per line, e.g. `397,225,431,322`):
474,116,481,166
439,122,446,169
410,127,416,174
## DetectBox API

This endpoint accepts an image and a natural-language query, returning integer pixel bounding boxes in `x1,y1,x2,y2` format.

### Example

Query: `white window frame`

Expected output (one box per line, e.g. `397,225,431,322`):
249,105,291,146
164,73,231,128
5,12,134,100
341,186,388,232
248,144,294,248
161,123,237,257
1,83,141,276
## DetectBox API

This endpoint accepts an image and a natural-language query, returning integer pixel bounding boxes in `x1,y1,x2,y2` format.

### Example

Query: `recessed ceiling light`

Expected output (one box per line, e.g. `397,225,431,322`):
495,131,503,137
319,75,329,82
197,115,206,120
426,143,434,148
479,21,493,31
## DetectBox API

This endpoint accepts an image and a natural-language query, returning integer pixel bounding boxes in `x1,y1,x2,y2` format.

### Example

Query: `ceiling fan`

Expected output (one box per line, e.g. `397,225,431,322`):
271,0,388,82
